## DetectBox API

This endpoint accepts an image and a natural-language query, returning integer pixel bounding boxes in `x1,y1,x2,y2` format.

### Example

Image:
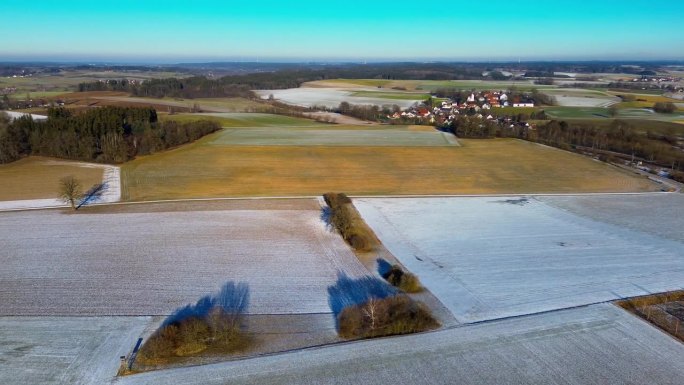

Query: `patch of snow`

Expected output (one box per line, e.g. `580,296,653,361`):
1,110,48,121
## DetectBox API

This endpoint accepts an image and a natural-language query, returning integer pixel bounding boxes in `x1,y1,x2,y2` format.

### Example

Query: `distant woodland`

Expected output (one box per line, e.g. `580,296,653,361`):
77,65,491,95
78,77,256,99
74,61,684,97
0,107,220,164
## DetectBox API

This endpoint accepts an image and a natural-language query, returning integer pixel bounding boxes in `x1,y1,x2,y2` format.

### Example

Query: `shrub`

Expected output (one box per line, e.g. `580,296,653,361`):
136,282,250,366
381,264,424,293
323,192,352,207
337,295,439,339
323,193,377,252
327,274,399,317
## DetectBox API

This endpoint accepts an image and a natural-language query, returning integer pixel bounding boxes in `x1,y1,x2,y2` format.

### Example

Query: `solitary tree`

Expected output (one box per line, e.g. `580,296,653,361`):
59,176,82,210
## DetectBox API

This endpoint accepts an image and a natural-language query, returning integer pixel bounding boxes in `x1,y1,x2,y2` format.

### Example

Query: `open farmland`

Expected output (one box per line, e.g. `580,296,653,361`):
254,87,424,109
115,304,684,385
349,90,431,100
87,95,266,113
304,79,556,92
544,106,684,121
121,136,656,201
354,194,684,323
0,69,187,94
539,193,684,242
544,106,610,119
42,93,267,114
160,112,322,127
0,317,150,385
208,126,458,146
542,88,620,107
0,199,368,316
0,156,107,201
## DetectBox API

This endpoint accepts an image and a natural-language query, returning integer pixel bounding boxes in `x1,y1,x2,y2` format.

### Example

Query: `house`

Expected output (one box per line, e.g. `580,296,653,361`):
416,107,431,117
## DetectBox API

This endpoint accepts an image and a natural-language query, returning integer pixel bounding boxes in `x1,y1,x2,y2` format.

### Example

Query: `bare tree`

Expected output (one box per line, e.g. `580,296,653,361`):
362,298,380,332
59,176,82,210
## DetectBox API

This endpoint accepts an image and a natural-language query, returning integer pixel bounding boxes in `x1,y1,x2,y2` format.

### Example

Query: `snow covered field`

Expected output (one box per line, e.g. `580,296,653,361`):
543,89,620,107
115,304,684,385
355,195,684,322
540,193,684,243
0,200,367,316
254,88,421,109
0,316,149,385
1,110,48,121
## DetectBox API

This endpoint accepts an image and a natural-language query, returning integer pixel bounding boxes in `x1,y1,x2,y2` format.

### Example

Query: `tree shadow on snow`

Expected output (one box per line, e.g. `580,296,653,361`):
327,272,398,319
320,206,333,232
163,281,250,327
377,258,393,277
76,182,108,209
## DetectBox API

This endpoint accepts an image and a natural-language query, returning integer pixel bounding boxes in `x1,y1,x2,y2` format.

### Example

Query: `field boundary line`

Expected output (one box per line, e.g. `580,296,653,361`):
0,191,677,213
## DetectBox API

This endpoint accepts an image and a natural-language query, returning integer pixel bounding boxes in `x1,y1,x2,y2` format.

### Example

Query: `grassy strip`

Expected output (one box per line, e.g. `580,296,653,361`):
323,193,378,252
616,290,684,342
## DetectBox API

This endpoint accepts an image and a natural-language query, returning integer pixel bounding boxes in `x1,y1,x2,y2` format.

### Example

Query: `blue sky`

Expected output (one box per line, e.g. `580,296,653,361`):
1,0,682,62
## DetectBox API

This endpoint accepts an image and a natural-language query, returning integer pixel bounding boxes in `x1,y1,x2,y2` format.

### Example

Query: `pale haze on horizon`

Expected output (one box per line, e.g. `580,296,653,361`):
1,0,683,62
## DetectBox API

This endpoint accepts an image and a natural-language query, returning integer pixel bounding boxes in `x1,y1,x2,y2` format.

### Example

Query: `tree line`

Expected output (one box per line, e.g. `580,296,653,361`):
0,107,221,164
442,114,684,172
78,77,256,99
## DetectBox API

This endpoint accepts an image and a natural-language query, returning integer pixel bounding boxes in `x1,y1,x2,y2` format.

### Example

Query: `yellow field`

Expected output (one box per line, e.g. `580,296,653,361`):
0,157,105,201
121,136,656,201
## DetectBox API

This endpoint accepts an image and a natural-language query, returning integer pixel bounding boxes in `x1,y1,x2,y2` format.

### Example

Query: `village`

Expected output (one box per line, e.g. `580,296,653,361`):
391,90,537,128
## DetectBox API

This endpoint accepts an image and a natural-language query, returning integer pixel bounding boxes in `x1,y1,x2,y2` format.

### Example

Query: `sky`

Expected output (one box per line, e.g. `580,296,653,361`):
1,0,682,63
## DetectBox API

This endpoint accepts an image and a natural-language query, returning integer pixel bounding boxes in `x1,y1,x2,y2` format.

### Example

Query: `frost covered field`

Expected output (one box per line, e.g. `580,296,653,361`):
255,87,421,109
542,88,620,107
355,195,684,322
0,317,149,385
116,304,684,385
540,193,684,243
0,200,367,316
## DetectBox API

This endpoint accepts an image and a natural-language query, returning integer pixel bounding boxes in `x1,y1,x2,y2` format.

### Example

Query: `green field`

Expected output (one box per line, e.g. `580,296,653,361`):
490,107,540,116
161,113,322,127
544,106,684,121
544,107,610,119
543,89,615,98
6,91,68,99
350,91,430,100
209,126,457,147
